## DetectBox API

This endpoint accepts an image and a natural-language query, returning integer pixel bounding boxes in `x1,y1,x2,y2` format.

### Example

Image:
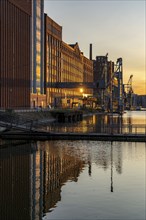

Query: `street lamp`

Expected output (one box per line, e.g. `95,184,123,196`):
80,88,83,93
79,88,84,107
36,89,39,108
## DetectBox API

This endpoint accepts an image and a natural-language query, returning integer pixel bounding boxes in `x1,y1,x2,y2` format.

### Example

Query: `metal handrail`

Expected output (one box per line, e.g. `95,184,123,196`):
46,123,146,135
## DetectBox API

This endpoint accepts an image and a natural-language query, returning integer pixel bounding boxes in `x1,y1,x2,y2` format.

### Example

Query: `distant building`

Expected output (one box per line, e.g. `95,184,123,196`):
0,0,31,108
83,56,93,97
107,61,115,87
93,56,108,90
61,42,84,107
107,61,119,110
44,14,93,108
93,56,109,108
93,55,122,111
137,95,146,108
61,42,93,108
44,14,62,107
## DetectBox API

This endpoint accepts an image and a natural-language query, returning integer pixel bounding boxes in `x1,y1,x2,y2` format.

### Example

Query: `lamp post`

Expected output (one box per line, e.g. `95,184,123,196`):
36,89,39,108
79,88,84,107
80,88,84,100
72,90,74,108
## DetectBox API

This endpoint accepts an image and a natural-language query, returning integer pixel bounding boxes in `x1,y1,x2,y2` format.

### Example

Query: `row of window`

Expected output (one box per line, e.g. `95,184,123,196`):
62,49,82,62
47,24,62,39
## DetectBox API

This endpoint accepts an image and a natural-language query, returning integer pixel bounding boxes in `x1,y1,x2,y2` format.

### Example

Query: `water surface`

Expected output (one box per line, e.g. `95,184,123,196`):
45,111,146,134
0,140,145,220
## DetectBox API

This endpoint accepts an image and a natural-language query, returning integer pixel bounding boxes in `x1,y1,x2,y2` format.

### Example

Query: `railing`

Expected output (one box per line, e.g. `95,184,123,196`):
0,110,146,135
0,107,51,113
45,123,146,135
102,124,146,135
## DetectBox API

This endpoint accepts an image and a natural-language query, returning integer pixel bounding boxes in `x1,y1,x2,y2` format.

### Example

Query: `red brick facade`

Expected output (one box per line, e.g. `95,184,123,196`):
0,0,31,108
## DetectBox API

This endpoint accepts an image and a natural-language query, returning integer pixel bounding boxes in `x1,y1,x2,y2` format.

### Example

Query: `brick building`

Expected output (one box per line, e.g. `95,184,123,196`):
0,0,45,109
83,56,93,96
0,2,93,109
44,15,93,108
61,42,84,107
44,14,62,107
93,55,119,110
0,0,31,108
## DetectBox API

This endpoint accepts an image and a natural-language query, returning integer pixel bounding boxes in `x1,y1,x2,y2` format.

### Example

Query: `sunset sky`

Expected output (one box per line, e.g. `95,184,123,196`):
44,0,145,95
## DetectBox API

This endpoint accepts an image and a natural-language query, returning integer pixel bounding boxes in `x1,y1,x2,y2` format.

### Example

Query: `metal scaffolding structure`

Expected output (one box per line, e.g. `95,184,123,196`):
124,75,133,110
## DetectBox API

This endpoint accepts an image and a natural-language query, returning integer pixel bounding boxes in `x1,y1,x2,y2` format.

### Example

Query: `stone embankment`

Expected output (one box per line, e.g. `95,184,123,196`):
0,108,84,133
0,109,56,131
17,110,56,126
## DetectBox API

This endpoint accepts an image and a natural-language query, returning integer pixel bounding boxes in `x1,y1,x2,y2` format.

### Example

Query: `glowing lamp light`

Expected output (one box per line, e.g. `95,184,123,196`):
80,88,83,93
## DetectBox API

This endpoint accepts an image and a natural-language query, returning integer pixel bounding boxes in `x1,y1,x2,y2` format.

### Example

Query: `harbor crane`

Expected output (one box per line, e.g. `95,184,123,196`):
124,75,133,110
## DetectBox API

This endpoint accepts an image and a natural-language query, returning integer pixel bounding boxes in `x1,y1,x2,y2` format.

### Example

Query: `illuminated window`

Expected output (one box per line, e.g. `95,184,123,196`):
36,42,41,51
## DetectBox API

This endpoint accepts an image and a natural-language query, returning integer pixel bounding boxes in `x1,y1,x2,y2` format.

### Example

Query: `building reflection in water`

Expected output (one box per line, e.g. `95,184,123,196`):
46,113,125,134
0,141,85,220
41,141,85,214
31,144,44,220
94,114,123,134
0,141,46,220
41,140,123,205
0,142,37,220
0,139,124,220
45,111,146,134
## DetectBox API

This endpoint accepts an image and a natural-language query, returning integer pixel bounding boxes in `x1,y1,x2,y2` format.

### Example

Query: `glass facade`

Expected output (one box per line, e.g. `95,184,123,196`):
32,0,44,95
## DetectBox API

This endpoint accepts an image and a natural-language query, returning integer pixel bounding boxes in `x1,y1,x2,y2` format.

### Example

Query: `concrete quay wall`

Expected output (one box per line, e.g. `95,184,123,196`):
1,131,146,142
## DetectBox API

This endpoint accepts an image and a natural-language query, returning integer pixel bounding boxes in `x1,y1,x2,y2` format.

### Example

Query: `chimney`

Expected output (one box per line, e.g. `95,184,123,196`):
89,43,92,60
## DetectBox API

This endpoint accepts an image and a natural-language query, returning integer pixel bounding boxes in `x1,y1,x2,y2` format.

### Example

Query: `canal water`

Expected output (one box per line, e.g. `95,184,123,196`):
45,110,146,134
0,111,146,220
